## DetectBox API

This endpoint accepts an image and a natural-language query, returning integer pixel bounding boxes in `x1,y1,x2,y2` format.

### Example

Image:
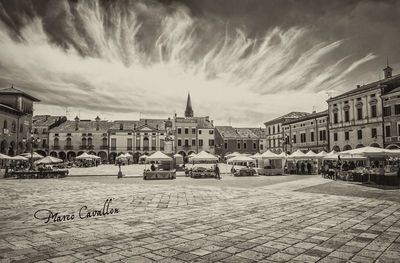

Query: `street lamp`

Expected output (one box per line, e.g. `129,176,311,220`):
22,134,40,170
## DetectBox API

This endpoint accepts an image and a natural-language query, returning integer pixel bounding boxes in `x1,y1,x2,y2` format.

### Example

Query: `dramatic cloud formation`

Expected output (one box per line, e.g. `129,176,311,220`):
0,0,398,126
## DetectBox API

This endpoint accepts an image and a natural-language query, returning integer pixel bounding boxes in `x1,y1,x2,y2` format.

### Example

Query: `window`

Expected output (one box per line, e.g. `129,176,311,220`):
333,113,338,124
178,139,182,146
371,105,377,118
268,127,271,135
192,139,196,146
54,137,59,146
209,130,214,134
357,108,363,120
88,137,92,146
88,133,92,136
260,144,263,150
209,139,214,146
398,124,400,136
371,94,376,97
82,137,87,146
277,125,280,133
224,142,227,149
42,139,47,147
19,124,23,133
301,133,306,143
111,138,116,148
192,128,196,134
244,142,247,149
82,133,86,136
119,123,123,130
178,128,181,134
198,130,202,135
185,128,189,134
319,130,326,141
386,125,391,137
371,128,377,138
293,135,296,143
253,142,256,149
127,138,132,149
237,141,241,149
3,120,7,129
102,137,107,146
184,139,189,146
273,139,276,147
33,128,38,134
395,104,400,115
311,132,314,142
345,131,349,140
333,133,338,141
344,111,349,122
273,126,275,134
383,106,391,117
357,130,362,140
199,139,203,146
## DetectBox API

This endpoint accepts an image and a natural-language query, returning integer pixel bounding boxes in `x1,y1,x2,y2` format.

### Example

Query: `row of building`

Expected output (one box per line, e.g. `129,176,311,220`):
1,64,400,161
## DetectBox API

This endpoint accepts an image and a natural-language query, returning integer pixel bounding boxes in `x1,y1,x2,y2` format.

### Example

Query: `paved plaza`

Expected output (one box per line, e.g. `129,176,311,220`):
1,175,400,263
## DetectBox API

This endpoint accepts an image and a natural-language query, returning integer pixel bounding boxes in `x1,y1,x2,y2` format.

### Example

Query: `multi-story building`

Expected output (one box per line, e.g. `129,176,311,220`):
0,86,40,156
381,86,400,149
327,65,400,151
249,128,268,153
214,126,259,157
282,110,329,153
174,93,215,157
264,112,309,153
49,116,113,161
32,115,67,156
108,118,173,162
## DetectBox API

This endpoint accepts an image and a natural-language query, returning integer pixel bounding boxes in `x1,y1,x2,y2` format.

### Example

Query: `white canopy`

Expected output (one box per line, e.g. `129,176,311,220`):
147,151,172,161
188,153,197,158
288,150,306,159
251,152,262,159
10,155,28,161
260,150,283,159
0,153,11,160
76,152,97,160
225,152,240,159
227,155,256,164
341,146,390,157
304,150,318,158
20,152,44,159
191,151,218,162
35,156,63,164
139,154,148,160
174,153,183,158
316,151,328,157
323,152,366,160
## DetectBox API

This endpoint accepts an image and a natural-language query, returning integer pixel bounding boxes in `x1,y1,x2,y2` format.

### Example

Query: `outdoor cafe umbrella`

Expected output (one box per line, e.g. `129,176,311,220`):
35,156,63,164
20,152,44,159
10,155,29,161
0,153,11,160
76,152,97,160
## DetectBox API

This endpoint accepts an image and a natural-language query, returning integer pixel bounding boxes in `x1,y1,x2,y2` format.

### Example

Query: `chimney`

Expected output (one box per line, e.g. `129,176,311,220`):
357,85,361,88
95,116,100,131
74,116,79,131
211,120,214,126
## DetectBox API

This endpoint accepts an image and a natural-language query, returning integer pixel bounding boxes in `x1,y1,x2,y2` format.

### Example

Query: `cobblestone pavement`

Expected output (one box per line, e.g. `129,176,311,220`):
1,176,400,262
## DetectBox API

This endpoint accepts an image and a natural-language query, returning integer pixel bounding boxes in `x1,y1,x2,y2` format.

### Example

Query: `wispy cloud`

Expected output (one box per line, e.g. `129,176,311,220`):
0,0,376,126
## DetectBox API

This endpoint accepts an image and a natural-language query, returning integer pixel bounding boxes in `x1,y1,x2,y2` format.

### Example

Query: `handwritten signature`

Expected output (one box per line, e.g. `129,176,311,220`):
34,198,119,224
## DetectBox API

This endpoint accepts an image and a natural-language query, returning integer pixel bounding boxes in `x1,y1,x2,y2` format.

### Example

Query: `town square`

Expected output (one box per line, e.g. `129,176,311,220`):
1,0,400,262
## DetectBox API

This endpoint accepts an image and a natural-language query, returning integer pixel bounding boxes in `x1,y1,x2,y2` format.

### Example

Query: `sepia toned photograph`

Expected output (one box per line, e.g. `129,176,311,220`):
0,0,400,262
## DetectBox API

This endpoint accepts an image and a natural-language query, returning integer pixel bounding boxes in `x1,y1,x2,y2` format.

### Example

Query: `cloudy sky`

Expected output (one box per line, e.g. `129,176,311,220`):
0,0,399,126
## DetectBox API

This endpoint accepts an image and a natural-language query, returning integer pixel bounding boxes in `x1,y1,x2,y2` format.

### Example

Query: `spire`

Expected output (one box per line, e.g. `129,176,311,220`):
185,92,194,117
383,57,392,79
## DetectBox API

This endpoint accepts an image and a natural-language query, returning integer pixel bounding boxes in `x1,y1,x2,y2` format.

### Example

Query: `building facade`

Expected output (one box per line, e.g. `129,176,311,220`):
249,128,268,153
282,110,329,153
381,87,400,149
263,112,309,153
0,87,40,156
327,65,400,151
214,126,260,157
32,115,67,156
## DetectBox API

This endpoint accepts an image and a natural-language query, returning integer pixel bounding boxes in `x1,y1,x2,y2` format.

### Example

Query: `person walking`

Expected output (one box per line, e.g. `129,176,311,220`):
307,162,312,175
215,164,220,180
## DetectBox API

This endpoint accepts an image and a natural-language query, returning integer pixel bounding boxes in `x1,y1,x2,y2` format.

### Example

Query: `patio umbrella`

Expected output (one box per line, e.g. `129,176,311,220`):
0,153,11,160
35,156,63,164
20,152,44,159
10,155,29,161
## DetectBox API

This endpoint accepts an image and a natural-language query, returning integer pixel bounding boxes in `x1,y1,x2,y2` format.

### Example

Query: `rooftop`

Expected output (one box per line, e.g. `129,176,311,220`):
33,115,65,127
283,110,328,125
215,126,259,139
264,112,310,126
51,120,113,133
0,86,40,102
328,73,400,102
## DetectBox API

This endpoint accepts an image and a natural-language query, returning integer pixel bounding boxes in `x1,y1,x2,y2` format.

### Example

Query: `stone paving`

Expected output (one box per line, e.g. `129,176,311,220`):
1,176,400,262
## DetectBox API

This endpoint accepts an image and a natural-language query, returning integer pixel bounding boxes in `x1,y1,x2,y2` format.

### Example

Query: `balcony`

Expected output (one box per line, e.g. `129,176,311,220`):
100,145,108,149
52,146,60,150
65,145,73,150
80,145,87,149
111,146,116,151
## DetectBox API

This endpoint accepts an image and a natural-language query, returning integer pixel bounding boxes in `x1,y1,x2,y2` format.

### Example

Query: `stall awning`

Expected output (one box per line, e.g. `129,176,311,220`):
191,151,218,162
147,151,172,161
260,150,283,159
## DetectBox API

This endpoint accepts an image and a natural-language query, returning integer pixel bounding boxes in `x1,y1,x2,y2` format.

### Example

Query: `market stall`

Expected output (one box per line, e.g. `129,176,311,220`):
143,151,176,180
227,155,257,176
173,153,184,170
139,154,148,164
257,150,284,176
190,151,218,178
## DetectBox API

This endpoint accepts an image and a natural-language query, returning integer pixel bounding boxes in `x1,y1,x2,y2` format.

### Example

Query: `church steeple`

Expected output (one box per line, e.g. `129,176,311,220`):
185,92,194,117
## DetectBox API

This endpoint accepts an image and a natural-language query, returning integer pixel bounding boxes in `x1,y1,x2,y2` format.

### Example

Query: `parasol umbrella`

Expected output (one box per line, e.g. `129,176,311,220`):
35,156,63,164
20,152,44,159
10,155,29,161
0,153,11,160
